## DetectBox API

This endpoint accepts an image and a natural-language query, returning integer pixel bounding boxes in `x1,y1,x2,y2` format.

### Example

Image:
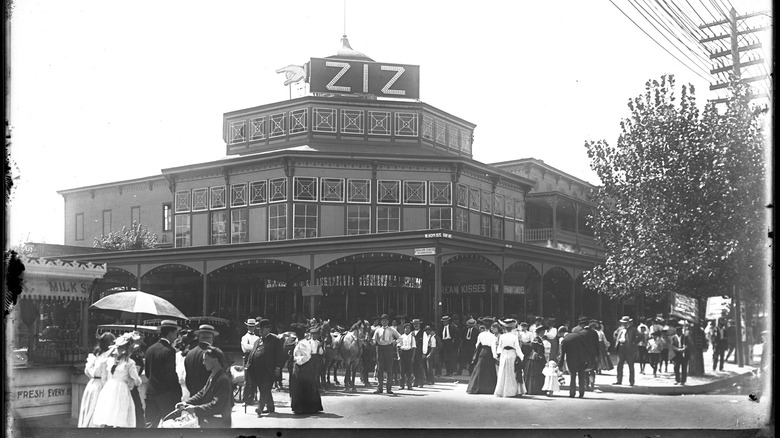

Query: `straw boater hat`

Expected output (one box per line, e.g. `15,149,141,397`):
159,320,179,330
245,318,258,327
380,314,390,321
441,315,451,322
619,316,633,324
194,324,219,336
500,318,518,328
411,318,423,325
466,318,477,327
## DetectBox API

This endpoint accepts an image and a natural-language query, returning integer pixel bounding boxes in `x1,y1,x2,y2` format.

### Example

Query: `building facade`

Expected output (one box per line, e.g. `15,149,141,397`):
57,39,614,332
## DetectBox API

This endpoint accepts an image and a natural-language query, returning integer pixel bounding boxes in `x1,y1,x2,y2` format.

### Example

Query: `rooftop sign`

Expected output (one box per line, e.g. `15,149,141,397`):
309,58,420,99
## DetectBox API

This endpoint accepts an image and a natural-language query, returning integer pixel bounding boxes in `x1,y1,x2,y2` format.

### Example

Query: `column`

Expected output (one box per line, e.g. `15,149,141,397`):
539,262,545,317
571,268,576,325
497,268,505,318
202,261,208,315
309,254,316,319
434,243,442,324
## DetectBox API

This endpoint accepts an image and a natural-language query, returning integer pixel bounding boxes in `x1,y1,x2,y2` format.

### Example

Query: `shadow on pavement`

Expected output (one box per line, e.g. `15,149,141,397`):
268,412,343,419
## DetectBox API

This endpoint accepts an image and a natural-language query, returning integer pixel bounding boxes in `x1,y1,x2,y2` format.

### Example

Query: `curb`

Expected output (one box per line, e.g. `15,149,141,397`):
562,370,757,395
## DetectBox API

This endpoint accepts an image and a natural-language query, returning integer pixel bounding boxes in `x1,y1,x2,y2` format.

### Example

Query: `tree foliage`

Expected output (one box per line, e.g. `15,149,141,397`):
584,75,768,304
93,221,158,251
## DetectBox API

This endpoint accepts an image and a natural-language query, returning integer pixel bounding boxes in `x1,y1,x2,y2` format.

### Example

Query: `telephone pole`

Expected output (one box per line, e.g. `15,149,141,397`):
699,7,771,104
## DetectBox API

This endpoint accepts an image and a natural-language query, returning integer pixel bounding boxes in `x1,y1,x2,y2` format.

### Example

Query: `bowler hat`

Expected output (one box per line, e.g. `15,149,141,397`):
159,320,179,329
258,319,273,329
194,324,220,336
244,318,258,327
619,316,633,324
380,314,390,321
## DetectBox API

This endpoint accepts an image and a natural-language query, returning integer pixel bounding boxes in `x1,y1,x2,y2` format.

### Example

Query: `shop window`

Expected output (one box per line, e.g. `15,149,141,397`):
163,203,173,231
403,181,426,204
231,183,248,207
429,182,452,205
289,109,308,134
75,213,84,241
347,205,370,235
456,184,468,208
494,193,504,217
481,191,492,214
377,206,400,233
175,215,191,247
231,209,248,243
469,187,480,211
269,178,287,203
210,186,226,210
131,206,141,225
348,179,370,203
269,204,287,241
378,180,400,204
294,177,318,201
102,210,112,236
175,190,191,213
321,178,344,202
293,203,318,239
454,208,469,233
429,207,452,230
192,188,208,211
492,217,503,240
249,180,268,205
480,214,491,237
211,211,229,245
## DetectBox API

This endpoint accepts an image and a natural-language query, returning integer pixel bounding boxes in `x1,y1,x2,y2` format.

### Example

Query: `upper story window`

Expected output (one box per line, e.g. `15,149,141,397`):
162,203,173,232
429,182,452,205
454,208,468,233
102,210,112,236
249,180,268,205
175,215,191,247
492,217,503,240
347,205,370,235
321,178,344,202
378,180,400,204
493,194,504,217
211,211,229,245
269,178,287,203
294,177,318,201
192,188,208,212
289,109,308,134
231,183,248,207
469,187,480,211
481,191,492,214
131,206,141,225
480,214,491,237
175,190,191,213
514,222,525,243
377,206,400,233
293,204,318,239
505,198,515,220
456,184,468,208
348,179,370,203
269,204,287,241
231,209,248,243
210,186,226,210
429,207,452,230
75,213,84,241
228,120,246,145
403,181,426,205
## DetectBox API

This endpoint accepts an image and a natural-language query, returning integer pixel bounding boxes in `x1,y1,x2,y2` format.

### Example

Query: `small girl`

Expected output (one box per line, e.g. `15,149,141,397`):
541,360,562,396
646,331,665,378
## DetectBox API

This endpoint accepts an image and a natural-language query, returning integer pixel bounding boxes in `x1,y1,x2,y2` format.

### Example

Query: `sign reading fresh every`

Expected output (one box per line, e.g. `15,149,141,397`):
308,58,420,99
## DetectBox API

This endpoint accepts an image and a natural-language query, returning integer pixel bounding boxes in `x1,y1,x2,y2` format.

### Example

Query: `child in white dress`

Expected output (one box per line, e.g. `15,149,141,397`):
541,360,563,396
92,333,143,428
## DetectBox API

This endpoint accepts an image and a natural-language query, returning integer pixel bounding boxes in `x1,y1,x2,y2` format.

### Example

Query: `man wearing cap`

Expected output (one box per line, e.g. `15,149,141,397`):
459,318,479,375
241,319,260,404
144,320,181,428
372,314,401,394
185,324,219,395
245,319,286,417
571,316,590,334
410,319,426,387
439,315,461,377
613,316,640,386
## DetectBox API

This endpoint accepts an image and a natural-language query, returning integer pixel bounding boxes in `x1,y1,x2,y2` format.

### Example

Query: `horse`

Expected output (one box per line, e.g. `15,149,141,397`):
308,318,342,389
334,320,369,392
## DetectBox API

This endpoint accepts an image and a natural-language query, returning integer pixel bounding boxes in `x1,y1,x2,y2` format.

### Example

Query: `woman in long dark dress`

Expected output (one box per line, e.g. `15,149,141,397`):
523,326,548,395
290,327,323,414
467,321,499,394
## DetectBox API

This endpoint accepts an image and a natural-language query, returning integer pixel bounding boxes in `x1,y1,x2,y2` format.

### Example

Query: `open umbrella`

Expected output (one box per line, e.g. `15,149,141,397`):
90,290,188,328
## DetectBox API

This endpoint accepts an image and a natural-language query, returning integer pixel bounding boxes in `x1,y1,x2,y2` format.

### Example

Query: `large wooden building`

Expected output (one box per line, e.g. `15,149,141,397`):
56,38,613,330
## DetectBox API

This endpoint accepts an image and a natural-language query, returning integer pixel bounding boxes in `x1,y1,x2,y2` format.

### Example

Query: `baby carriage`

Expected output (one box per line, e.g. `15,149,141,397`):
159,409,199,428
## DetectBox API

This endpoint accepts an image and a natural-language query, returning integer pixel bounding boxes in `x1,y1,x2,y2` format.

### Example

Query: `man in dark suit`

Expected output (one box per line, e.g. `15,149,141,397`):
245,319,286,417
571,315,589,334
559,331,588,398
410,318,425,387
670,322,694,385
458,318,479,375
613,316,640,386
185,324,218,395
144,320,182,428
439,315,461,376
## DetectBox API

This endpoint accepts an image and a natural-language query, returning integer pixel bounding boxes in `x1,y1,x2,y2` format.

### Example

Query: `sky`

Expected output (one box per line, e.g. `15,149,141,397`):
7,0,772,246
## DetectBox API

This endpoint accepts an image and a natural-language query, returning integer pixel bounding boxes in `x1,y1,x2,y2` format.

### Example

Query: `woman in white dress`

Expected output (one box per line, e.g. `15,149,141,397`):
494,319,526,397
78,332,115,427
92,333,143,428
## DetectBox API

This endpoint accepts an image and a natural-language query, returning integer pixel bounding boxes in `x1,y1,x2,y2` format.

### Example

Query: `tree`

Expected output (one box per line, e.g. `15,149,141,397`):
93,221,158,250
583,75,768,305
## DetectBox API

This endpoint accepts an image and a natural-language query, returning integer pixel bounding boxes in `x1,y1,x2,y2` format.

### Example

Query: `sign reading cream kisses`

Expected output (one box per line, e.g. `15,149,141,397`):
309,58,420,99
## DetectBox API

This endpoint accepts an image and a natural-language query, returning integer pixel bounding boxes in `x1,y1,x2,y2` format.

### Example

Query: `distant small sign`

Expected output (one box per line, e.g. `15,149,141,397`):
414,247,436,256
670,292,699,323
424,232,452,239
705,296,732,320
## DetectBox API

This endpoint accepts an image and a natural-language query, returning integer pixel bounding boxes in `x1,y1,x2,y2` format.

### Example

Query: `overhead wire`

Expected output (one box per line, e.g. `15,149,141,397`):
608,0,715,83
641,0,713,66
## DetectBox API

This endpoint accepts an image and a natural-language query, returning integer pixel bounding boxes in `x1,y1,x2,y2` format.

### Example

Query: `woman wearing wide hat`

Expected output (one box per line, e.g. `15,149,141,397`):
493,319,526,397
466,318,499,394
524,325,549,395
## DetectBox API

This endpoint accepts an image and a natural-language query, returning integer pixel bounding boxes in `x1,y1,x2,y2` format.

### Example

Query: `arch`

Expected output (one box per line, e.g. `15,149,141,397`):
93,266,138,298
542,266,574,327
442,254,502,319
139,261,203,278
504,261,542,321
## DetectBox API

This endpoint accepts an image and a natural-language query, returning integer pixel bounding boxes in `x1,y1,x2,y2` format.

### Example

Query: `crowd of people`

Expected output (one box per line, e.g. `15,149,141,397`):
77,310,769,428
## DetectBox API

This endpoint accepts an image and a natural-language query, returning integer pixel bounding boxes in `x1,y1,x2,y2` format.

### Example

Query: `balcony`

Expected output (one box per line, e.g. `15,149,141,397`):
524,227,553,242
